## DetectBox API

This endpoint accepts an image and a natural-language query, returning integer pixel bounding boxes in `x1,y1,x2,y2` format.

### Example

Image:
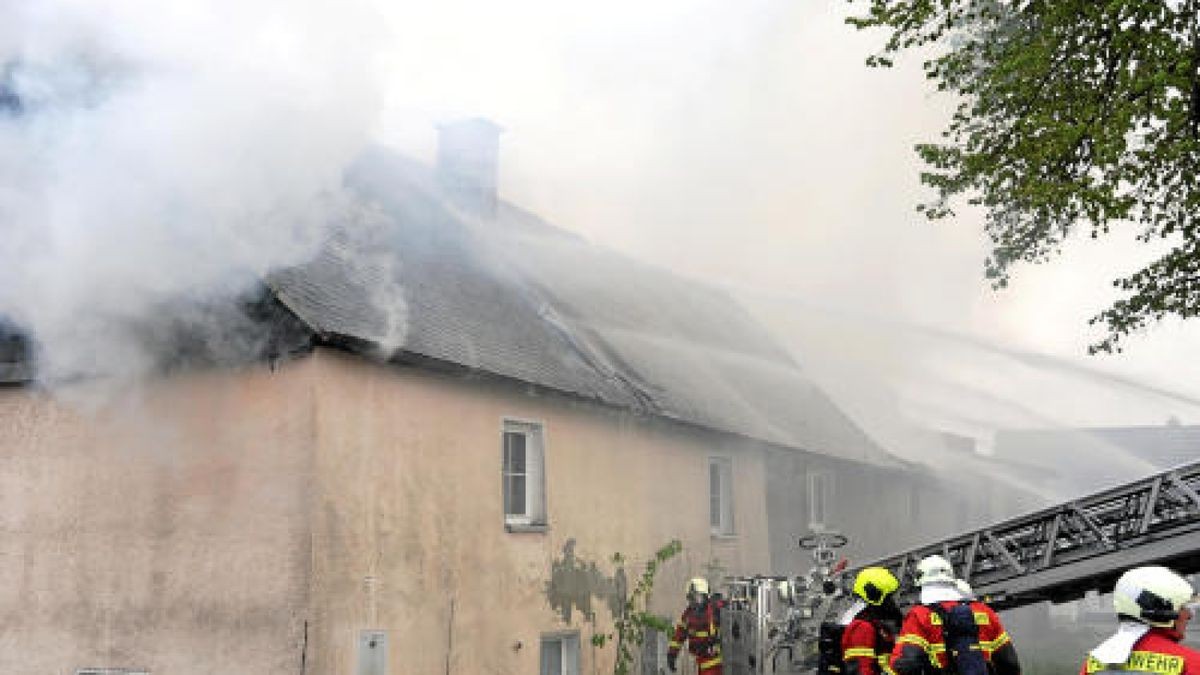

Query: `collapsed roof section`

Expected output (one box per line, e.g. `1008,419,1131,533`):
0,317,32,383
0,290,313,386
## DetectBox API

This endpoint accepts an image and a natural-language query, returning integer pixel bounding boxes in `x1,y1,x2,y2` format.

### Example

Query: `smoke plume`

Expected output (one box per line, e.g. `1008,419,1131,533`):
0,0,386,384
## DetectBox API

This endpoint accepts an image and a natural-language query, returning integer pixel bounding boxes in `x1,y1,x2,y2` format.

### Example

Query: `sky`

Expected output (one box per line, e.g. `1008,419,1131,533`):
3,0,1198,458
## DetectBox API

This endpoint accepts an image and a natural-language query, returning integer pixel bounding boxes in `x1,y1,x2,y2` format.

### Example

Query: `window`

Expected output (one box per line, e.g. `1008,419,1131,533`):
503,420,546,528
76,670,149,675
540,631,580,675
641,628,667,673
808,471,834,529
710,457,734,536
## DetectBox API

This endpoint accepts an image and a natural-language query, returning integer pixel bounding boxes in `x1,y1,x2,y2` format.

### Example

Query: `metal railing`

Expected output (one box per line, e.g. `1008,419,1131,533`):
856,461,1200,610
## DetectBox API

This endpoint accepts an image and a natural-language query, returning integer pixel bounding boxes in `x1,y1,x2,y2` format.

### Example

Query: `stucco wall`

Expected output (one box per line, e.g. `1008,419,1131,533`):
304,348,771,675
0,361,316,674
0,346,823,674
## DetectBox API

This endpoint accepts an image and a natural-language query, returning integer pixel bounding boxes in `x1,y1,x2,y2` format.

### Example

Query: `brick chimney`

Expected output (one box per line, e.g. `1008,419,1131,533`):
436,117,502,219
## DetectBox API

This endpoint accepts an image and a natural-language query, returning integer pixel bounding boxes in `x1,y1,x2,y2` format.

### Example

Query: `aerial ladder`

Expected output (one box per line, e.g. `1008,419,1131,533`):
719,460,1200,674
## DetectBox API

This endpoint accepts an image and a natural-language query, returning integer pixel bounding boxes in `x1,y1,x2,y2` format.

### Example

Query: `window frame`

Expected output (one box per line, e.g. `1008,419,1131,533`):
502,418,548,530
709,456,735,537
640,627,668,673
540,630,581,675
807,470,834,530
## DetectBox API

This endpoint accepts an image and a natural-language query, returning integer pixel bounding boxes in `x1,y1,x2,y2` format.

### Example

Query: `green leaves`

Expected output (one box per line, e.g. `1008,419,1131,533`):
848,0,1200,351
603,539,683,675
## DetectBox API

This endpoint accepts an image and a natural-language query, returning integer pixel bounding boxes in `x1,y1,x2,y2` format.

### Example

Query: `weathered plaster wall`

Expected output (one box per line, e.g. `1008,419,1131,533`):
305,348,771,675
0,361,316,674
0,345,815,674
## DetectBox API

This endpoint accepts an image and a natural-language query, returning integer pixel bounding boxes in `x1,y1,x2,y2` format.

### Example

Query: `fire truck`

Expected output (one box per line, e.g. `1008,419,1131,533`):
719,460,1200,673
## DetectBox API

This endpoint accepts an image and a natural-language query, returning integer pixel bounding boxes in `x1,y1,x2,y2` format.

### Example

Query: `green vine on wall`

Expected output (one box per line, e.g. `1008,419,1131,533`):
591,539,683,675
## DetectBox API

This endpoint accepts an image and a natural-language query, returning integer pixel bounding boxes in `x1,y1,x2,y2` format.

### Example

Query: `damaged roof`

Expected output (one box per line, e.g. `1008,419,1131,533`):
269,147,897,466
0,141,894,465
0,317,32,383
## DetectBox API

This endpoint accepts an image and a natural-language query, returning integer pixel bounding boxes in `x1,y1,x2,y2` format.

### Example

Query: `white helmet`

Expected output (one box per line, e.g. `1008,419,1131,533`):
687,577,710,596
955,579,975,600
914,555,956,587
1113,566,1196,627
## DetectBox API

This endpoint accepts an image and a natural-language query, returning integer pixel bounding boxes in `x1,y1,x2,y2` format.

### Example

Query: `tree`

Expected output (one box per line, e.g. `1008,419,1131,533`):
590,539,683,675
847,0,1200,352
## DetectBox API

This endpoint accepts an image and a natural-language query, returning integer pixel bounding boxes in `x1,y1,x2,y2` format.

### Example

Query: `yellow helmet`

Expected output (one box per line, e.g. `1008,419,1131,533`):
853,567,900,605
687,577,710,595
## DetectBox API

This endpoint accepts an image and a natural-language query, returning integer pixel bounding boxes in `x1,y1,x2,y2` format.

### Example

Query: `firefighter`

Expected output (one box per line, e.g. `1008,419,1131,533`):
1081,566,1200,674
668,577,723,674
890,555,1021,675
842,567,903,675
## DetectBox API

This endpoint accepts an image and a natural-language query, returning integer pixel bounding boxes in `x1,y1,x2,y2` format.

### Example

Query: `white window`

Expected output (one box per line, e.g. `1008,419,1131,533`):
503,419,546,527
710,457,734,536
540,632,580,675
641,628,668,673
808,471,834,529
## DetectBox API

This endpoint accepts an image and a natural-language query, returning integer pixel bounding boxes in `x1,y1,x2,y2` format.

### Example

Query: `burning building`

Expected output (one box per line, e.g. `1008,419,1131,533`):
0,120,1032,674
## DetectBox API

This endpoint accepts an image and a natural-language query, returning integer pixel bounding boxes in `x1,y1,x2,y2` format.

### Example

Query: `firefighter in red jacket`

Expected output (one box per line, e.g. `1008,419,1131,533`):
1081,565,1200,675
842,567,903,675
668,577,723,674
890,555,1021,675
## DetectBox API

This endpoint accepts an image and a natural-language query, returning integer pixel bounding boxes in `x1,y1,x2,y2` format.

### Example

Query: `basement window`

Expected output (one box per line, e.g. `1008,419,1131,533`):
540,631,580,675
641,628,668,673
503,419,547,530
710,457,734,536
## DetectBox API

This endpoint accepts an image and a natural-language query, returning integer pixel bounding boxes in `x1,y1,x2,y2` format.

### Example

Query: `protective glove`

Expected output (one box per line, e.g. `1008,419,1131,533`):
667,652,677,672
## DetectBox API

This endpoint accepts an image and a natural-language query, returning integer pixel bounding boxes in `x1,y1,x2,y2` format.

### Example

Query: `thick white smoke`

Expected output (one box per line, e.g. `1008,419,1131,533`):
368,0,1200,492
0,0,386,384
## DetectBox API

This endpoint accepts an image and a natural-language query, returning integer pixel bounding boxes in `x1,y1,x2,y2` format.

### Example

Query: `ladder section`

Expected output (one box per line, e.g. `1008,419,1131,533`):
858,461,1200,610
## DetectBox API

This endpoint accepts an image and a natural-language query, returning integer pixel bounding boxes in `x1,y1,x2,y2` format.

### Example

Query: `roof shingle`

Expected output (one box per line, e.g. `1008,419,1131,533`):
270,147,896,465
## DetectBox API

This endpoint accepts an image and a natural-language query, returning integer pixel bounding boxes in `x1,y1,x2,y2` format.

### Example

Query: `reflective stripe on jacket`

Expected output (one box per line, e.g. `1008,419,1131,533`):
843,615,896,675
1081,628,1200,675
890,601,1018,675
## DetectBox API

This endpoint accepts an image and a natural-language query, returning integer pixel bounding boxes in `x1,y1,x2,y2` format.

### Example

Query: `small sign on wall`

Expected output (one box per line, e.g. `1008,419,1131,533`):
357,630,388,675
